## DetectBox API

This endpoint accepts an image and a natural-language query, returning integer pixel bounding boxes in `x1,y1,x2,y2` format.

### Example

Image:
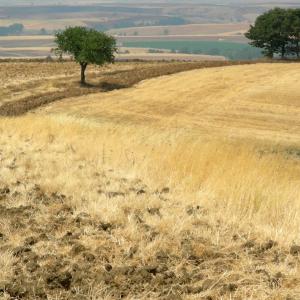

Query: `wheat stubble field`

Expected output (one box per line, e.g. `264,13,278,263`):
0,61,300,299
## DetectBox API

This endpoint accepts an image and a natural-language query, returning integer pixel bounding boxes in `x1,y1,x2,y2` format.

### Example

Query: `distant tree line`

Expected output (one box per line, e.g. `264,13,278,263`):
0,23,24,36
246,8,300,59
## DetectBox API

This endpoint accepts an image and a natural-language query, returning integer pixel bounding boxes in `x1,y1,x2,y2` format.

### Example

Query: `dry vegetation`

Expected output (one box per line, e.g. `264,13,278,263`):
41,63,300,144
0,60,242,115
0,61,300,299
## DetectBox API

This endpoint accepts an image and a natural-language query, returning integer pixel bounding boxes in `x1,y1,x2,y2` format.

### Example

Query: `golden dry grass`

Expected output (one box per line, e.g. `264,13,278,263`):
0,62,300,299
43,63,300,145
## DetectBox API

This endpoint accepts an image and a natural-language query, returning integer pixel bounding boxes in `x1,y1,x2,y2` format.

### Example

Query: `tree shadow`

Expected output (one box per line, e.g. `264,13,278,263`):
99,81,129,91
102,69,136,76
80,81,128,91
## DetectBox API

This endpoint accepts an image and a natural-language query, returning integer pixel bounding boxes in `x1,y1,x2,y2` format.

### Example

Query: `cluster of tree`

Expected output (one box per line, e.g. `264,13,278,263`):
0,23,24,36
246,8,300,58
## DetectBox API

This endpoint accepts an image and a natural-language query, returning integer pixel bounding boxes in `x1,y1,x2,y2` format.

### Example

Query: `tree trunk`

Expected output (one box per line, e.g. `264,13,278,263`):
80,63,87,85
281,45,285,59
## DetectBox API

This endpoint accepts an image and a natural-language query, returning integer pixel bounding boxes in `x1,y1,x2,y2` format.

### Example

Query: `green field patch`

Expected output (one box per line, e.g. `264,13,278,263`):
123,40,263,60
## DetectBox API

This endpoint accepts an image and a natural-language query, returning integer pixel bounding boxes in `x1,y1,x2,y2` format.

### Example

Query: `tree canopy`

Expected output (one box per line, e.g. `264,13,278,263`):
245,8,300,59
54,27,117,84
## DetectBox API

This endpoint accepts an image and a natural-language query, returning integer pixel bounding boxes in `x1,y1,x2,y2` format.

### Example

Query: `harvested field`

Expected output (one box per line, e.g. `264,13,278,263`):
0,60,246,116
42,63,300,145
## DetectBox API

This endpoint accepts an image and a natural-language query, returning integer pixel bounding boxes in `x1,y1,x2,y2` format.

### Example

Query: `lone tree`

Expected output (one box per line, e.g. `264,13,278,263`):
54,27,117,84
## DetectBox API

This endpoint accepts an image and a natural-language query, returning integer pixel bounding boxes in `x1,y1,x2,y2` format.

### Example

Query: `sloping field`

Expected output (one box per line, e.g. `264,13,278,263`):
43,63,300,145
0,62,300,299
0,60,238,114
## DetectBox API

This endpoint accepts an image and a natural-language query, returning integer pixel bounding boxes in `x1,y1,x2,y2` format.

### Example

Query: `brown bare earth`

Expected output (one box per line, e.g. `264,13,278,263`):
0,61,300,299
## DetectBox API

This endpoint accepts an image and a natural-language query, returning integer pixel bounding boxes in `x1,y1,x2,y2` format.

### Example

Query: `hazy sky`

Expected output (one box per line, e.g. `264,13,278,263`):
2,0,300,8
2,0,300,4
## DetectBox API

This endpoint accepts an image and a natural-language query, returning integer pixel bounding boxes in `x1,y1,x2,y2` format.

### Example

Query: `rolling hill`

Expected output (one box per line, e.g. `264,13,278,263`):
0,61,299,299
43,63,300,145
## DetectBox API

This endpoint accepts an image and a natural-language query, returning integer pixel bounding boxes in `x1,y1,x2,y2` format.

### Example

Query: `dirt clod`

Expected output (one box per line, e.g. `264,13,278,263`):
82,252,96,262
147,207,161,216
260,240,278,252
24,236,37,246
136,189,146,195
46,271,72,290
106,191,125,198
161,187,170,194
70,243,87,256
0,187,10,195
243,240,256,249
13,246,32,257
26,261,40,273
98,222,113,231
105,264,113,272
290,245,300,256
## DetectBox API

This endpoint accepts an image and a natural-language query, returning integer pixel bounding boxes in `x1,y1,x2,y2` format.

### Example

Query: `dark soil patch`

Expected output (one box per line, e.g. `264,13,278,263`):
0,89,99,117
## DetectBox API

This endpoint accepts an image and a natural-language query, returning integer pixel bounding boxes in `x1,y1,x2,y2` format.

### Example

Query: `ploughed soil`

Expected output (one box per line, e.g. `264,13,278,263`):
0,178,300,299
0,60,252,117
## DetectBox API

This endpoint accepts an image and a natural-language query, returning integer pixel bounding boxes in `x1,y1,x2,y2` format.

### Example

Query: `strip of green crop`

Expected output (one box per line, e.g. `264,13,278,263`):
122,40,263,60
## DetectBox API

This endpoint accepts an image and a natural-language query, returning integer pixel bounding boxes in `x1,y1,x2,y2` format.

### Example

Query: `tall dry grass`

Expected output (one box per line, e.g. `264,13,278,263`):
2,114,299,246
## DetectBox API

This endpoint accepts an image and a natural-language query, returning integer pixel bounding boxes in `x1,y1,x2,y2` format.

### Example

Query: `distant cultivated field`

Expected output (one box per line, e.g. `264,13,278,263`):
0,35,228,60
0,35,259,59
0,35,54,56
0,19,86,30
109,22,250,38
122,40,262,60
